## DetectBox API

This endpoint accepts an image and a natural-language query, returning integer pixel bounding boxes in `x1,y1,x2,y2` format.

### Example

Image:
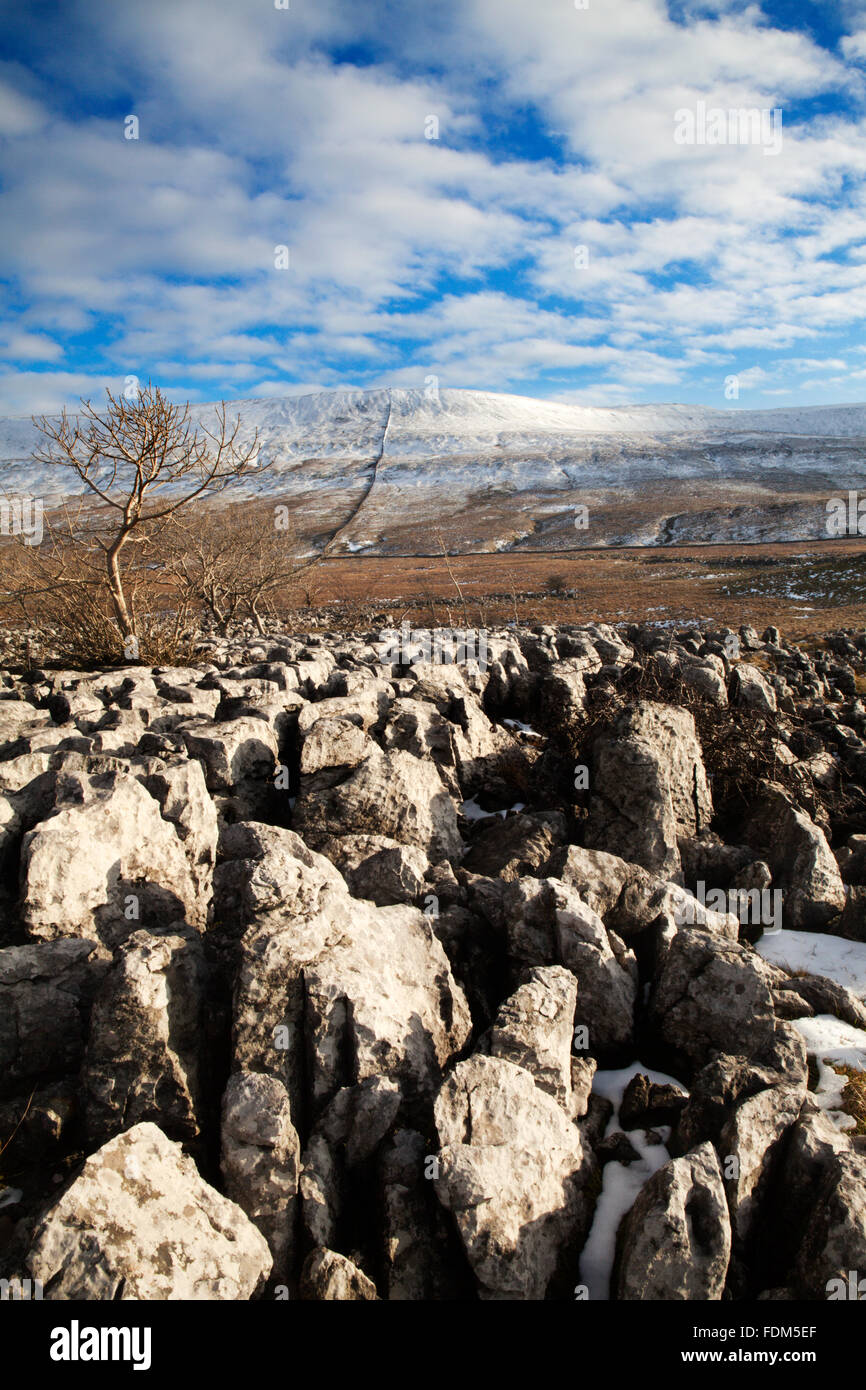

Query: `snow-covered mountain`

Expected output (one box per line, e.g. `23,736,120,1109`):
3,386,866,551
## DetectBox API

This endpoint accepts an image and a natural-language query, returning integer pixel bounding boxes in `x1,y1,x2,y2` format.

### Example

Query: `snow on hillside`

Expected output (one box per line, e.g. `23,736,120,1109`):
2,388,865,539
384,388,866,454
2,386,866,472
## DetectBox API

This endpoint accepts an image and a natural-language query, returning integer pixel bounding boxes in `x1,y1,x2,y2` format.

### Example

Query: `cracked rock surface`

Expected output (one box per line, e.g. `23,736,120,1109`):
1,616,866,1301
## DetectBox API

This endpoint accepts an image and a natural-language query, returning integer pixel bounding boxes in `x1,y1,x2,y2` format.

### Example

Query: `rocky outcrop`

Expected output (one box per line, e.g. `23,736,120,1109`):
0,939,106,1100
772,1103,866,1299
25,1123,271,1299
746,784,845,928
488,965,577,1109
501,878,637,1058
316,832,428,906
220,1070,301,1282
293,742,462,863
299,1247,379,1300
585,702,712,878
229,829,471,1126
433,1055,591,1300
21,770,205,946
719,1085,804,1247
1,617,865,1303
81,929,207,1146
614,1143,731,1300
648,928,776,1074
731,662,778,715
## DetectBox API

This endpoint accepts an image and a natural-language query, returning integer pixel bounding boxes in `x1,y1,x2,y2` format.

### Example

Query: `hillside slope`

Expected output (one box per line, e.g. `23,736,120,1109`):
2,387,866,551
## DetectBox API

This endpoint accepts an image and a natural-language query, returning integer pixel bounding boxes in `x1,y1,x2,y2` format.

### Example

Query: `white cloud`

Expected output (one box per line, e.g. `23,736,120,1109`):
842,31,866,62
0,71,48,136
0,0,865,410
0,331,63,363
0,370,121,415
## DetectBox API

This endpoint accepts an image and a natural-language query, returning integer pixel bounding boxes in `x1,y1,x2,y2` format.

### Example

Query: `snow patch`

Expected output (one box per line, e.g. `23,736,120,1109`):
792,1014,866,1131
757,929,866,1000
579,1063,688,1301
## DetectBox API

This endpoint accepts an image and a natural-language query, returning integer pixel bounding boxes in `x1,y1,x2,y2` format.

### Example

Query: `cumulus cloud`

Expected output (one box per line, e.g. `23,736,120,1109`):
0,0,865,410
842,31,866,62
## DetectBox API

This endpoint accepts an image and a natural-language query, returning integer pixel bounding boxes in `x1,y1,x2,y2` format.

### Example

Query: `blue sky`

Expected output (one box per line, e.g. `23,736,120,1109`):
1,0,865,414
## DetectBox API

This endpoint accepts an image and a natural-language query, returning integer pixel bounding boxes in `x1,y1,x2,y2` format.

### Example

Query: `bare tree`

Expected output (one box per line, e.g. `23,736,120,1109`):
31,383,263,639
0,498,196,666
160,502,310,635
502,569,522,625
434,528,469,624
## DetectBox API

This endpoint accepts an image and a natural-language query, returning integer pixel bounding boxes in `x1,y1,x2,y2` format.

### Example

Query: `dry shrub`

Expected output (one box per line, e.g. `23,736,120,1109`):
539,655,866,842
544,573,568,594
0,533,196,668
32,597,196,669
833,1065,866,1136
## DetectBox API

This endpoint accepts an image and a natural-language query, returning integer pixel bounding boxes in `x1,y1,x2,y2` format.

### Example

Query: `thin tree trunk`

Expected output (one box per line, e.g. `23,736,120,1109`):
250,600,266,635
106,540,133,637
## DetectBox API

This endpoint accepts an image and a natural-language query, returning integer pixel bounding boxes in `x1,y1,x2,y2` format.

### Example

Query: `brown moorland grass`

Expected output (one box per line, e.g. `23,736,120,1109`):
833,1065,866,1136
299,539,866,639
4,524,866,646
